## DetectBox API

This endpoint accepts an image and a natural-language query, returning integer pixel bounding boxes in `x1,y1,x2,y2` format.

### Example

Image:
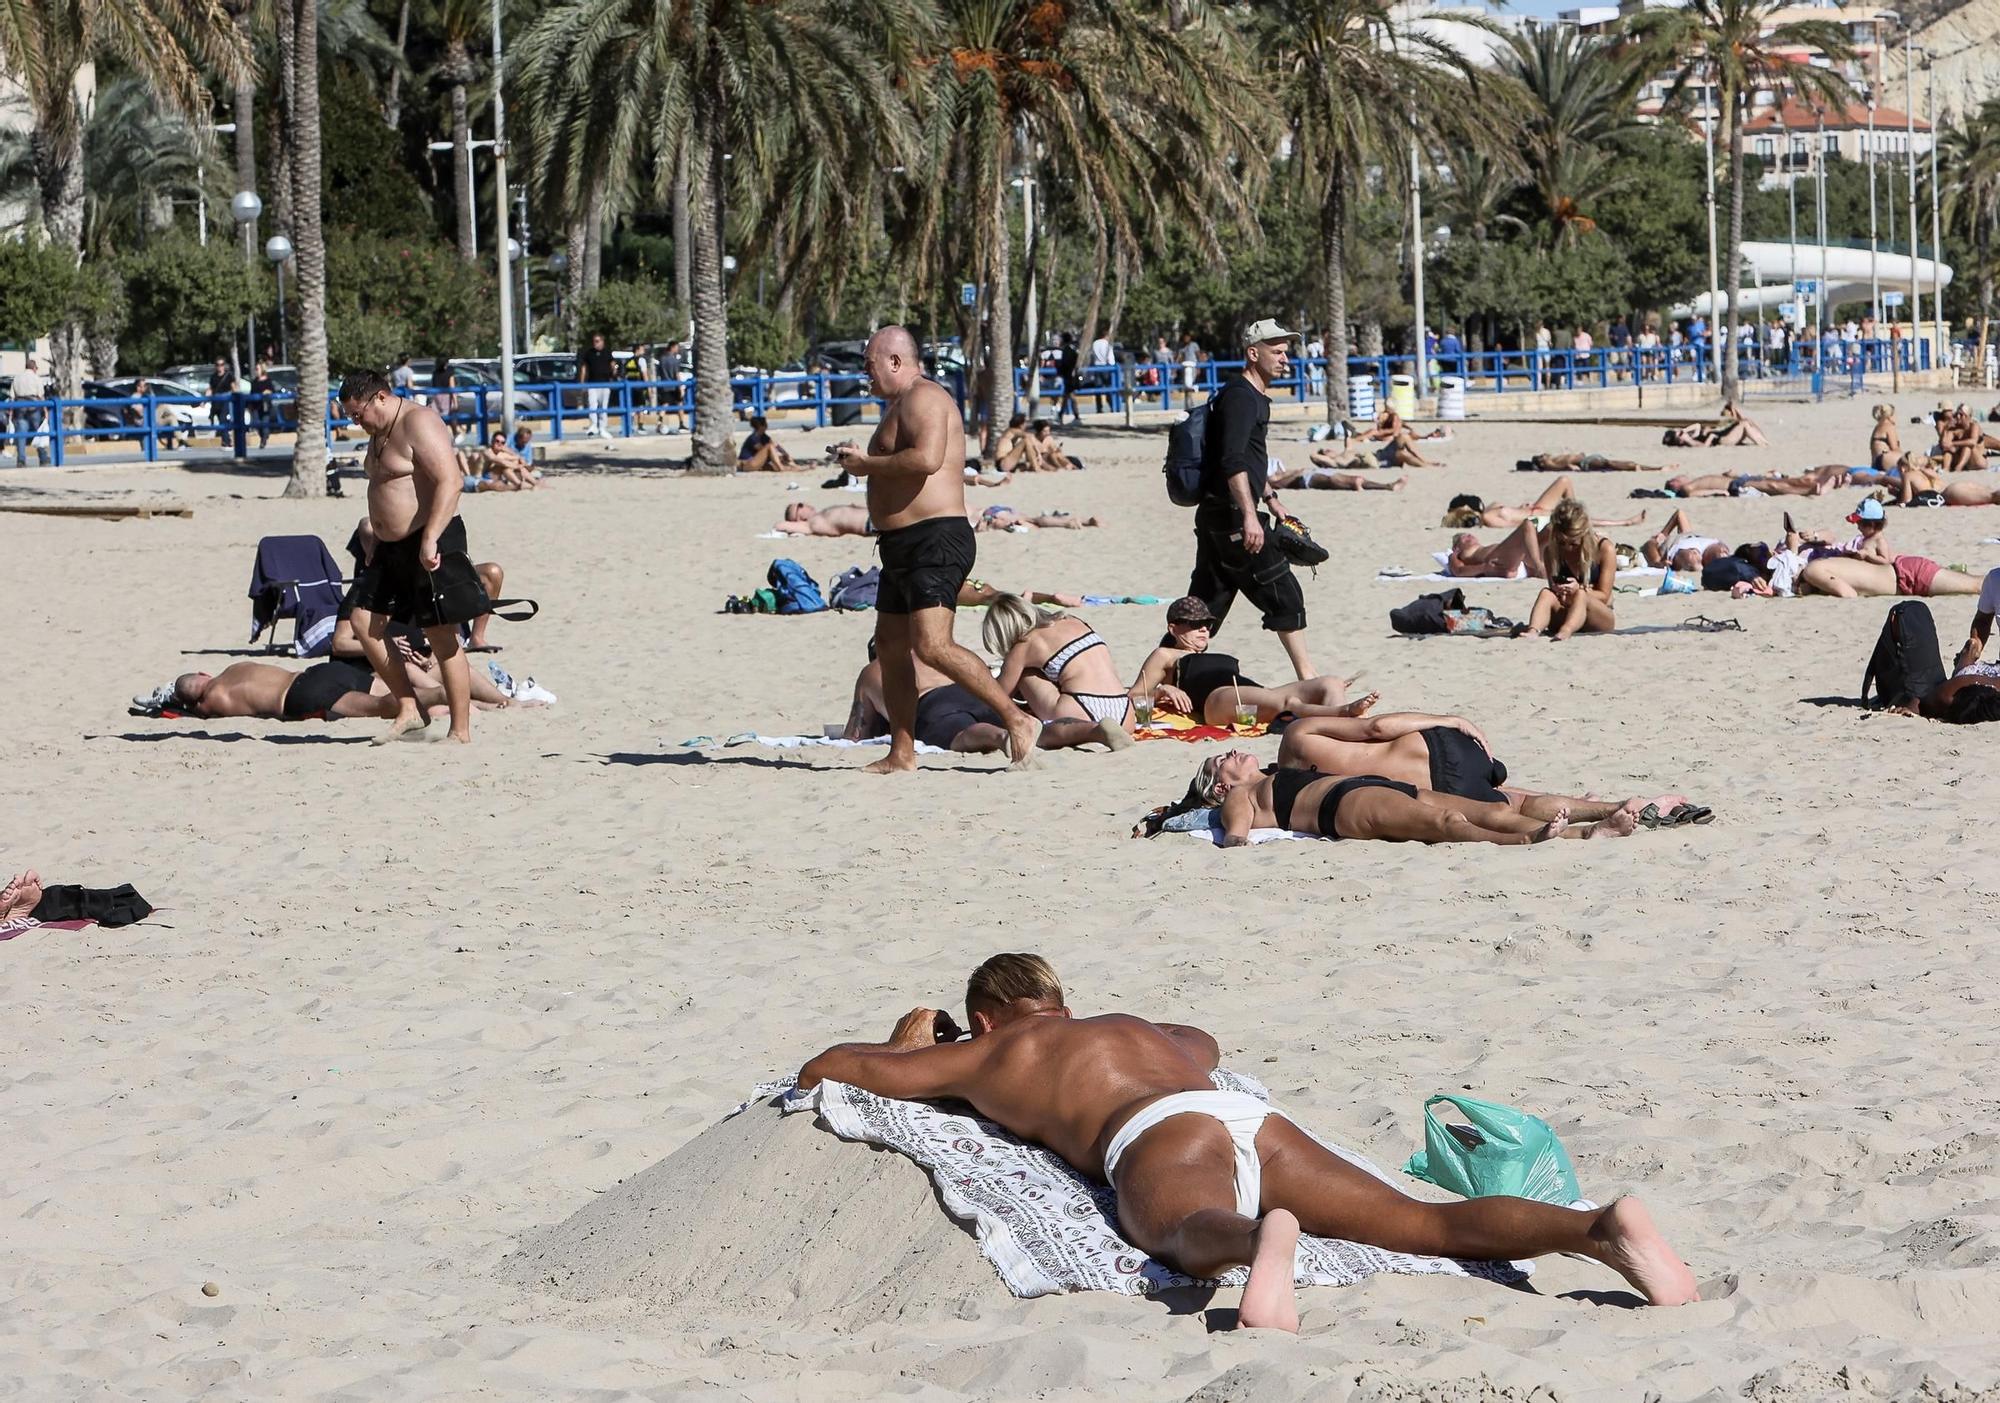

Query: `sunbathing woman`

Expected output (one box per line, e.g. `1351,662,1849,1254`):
1516,452,1662,473
1131,597,1369,727
845,649,1117,754
1267,462,1407,492
1712,400,1769,446
1447,521,1549,579
983,593,1138,734
1375,427,1444,469
1869,403,1902,472
1193,751,1623,846
1442,477,1646,530
974,505,1103,531
1518,498,1618,640
1663,467,1843,498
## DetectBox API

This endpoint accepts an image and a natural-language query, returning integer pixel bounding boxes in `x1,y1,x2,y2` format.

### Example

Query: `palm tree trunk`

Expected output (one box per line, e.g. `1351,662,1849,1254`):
385,0,412,129
1721,83,1746,403
583,168,607,294
1360,319,1384,357
982,159,1013,461
563,215,586,340
273,0,296,239
450,54,475,261
1106,243,1129,344
1319,162,1351,424
687,115,734,475
673,135,691,309
1079,222,1107,349
286,0,329,499
29,102,86,398
232,10,257,199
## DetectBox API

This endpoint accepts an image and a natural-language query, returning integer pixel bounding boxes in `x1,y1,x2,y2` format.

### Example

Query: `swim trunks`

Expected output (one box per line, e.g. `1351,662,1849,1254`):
344,516,490,629
1894,554,1942,597
1727,474,1757,497
1101,1089,1276,1217
875,515,977,614
913,682,999,749
280,659,374,720
1422,726,1510,804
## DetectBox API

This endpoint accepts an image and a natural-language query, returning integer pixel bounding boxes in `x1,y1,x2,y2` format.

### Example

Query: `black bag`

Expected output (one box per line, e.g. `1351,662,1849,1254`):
1267,509,1329,568
1162,399,1211,506
1390,588,1468,636
1862,600,1945,709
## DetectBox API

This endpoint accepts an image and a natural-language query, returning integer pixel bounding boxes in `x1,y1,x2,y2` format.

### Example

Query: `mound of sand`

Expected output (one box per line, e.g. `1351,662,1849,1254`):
499,1098,1021,1328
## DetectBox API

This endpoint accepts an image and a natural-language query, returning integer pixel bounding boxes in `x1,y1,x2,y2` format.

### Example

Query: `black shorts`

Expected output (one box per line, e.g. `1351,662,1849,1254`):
344,516,489,629
1422,726,1511,804
875,516,976,615
1187,512,1307,634
281,659,375,721
913,683,999,749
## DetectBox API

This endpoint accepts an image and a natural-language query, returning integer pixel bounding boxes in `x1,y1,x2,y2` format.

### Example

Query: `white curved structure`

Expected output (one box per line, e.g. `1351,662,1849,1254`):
1677,241,1952,317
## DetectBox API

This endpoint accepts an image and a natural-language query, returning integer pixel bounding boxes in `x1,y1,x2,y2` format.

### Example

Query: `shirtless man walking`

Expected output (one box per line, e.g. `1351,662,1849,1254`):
799,954,1699,1332
338,368,489,743
833,326,1038,771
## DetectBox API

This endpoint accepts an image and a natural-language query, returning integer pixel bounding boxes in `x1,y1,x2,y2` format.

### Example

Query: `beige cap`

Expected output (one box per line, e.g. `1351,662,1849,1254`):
1243,318,1296,346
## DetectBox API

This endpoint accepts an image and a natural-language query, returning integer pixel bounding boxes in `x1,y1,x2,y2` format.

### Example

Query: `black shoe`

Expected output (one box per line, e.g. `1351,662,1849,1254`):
821,469,853,489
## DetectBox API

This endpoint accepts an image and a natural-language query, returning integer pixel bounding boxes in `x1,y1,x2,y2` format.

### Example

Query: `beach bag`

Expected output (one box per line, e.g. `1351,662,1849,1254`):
1402,1094,1582,1205
1861,600,1944,709
1162,399,1212,506
765,558,826,615
827,565,881,611
1389,588,1466,636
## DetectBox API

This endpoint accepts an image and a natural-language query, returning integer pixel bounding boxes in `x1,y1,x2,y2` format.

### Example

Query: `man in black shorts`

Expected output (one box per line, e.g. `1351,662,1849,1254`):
163,659,386,721
1186,318,1315,680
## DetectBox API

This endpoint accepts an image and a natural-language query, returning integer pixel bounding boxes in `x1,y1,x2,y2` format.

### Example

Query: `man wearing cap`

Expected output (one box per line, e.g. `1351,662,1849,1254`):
1182,319,1315,680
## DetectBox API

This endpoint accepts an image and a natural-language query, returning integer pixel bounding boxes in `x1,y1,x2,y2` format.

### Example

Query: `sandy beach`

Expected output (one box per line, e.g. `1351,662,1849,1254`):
6,395,2000,1401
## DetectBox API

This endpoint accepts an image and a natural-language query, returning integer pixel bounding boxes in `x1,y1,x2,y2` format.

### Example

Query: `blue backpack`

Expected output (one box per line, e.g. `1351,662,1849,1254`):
766,558,826,614
1162,398,1211,506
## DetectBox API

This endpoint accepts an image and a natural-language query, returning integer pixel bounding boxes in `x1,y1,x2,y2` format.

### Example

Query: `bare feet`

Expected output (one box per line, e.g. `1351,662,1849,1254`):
1532,808,1570,843
1006,717,1043,770
1094,717,1135,751
1588,1198,1700,1305
1237,1209,1301,1333
1584,808,1638,838
2,870,44,921
1389,476,1408,492
371,711,431,746
862,747,919,774
1337,691,1381,718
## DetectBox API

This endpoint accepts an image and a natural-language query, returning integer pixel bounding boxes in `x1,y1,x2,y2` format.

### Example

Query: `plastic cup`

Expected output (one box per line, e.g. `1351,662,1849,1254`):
1234,703,1257,731
1133,695,1155,728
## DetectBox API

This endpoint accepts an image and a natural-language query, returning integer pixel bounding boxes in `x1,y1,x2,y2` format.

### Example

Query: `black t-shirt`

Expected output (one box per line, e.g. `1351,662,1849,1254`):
579,346,617,382
1196,376,1270,526
209,371,232,395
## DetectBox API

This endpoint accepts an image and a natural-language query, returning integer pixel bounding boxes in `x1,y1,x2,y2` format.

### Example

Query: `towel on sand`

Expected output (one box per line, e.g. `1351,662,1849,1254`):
745,1072,1529,1299
1378,554,1666,584
679,733,952,754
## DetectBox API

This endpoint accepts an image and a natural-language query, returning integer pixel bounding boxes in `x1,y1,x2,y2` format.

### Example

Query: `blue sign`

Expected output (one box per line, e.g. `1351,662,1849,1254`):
1793,278,1819,294
960,282,977,307
1779,301,1798,318
1883,291,1905,307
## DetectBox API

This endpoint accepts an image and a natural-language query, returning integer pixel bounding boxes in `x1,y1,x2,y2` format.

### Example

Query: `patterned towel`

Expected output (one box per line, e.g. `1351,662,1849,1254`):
740,1072,1529,1299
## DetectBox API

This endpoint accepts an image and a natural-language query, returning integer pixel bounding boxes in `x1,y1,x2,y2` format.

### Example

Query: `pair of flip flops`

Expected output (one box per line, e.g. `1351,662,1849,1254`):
1636,803,1714,829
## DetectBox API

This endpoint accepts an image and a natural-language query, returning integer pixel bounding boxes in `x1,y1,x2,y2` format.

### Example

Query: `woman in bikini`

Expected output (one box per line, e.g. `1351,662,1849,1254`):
1441,477,1647,530
1869,403,1901,472
1193,750,1628,846
983,594,1137,732
1129,598,1370,727
1518,498,1618,640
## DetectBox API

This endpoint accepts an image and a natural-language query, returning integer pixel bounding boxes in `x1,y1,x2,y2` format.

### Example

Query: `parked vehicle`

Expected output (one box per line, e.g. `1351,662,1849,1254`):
82,377,214,436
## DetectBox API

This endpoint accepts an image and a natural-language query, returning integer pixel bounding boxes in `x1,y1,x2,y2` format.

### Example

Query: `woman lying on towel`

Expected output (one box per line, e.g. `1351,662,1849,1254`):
982,593,1139,734
1130,597,1371,727
1515,500,1618,640
1441,476,1647,530
1191,751,1632,846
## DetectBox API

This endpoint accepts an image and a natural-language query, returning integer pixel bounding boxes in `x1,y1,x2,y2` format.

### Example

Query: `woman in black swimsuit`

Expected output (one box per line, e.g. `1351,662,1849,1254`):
1130,597,1371,726
1193,750,1620,845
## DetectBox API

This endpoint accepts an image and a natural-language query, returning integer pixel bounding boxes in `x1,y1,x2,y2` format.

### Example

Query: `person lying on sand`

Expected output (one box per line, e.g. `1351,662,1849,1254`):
1352,405,1447,443
843,648,1126,754
958,579,1085,608
1443,477,1646,530
1446,522,1549,579
777,502,875,537
983,593,1138,735
1130,597,1368,728
1639,509,1731,572
1515,452,1662,473
1661,402,1767,449
1,870,44,921
1662,466,1845,498
1276,712,1699,827
797,953,1700,1333
147,654,522,724
1267,462,1406,492
974,504,1102,532
1373,426,1444,469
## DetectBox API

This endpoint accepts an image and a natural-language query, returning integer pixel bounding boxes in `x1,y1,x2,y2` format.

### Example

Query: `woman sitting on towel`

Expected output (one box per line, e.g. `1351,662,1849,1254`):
1191,751,1628,846
982,593,1139,732
1130,597,1371,727
1516,499,1617,640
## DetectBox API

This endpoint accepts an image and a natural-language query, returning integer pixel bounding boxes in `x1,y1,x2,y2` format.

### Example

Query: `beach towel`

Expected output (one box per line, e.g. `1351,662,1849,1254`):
1,916,102,941
679,733,952,755
748,1072,1529,1299
1378,554,1666,584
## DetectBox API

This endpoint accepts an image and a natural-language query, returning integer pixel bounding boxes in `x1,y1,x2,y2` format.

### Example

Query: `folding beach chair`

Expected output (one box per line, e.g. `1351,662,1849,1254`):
248,534,349,657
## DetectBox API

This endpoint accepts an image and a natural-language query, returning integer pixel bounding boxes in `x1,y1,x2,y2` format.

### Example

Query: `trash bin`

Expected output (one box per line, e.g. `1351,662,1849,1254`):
1348,375,1376,421
1388,374,1416,418
1437,375,1466,420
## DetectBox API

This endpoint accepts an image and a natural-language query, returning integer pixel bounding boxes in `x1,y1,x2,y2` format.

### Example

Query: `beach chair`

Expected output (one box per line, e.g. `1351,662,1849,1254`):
248,534,349,657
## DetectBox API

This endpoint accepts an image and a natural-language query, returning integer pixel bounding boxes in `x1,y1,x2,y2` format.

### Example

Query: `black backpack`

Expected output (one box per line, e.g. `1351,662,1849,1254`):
1862,600,1945,709
1162,398,1212,506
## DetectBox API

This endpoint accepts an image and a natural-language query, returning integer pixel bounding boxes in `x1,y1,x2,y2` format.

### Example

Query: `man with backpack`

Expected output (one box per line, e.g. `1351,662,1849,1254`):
1178,318,1315,680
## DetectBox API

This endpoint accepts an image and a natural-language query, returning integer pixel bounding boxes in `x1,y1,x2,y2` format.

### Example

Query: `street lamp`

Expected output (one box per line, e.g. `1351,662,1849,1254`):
1903,23,1921,353
1921,50,1944,367
265,234,293,364
429,137,497,250
231,190,262,378
1010,168,1039,413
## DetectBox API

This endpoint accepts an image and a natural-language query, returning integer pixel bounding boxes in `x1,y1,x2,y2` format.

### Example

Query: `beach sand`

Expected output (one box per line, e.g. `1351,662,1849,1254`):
5,395,2000,1400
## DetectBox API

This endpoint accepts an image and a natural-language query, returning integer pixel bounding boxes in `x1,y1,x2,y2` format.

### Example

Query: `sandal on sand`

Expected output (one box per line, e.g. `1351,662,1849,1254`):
1667,803,1714,826
1634,803,1672,830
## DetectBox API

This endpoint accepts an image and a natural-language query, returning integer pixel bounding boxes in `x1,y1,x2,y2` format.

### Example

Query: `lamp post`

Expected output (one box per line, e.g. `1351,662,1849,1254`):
514,187,532,349
1817,112,1830,336
231,190,262,377
487,0,517,436
1923,51,1944,366
1868,101,1880,320
1010,169,1039,414
429,138,496,250
265,235,293,364
1904,24,1921,353
547,252,569,333
1702,89,1723,381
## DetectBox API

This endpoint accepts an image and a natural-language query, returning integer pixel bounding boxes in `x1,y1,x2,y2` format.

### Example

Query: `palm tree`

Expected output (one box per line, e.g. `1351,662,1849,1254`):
1937,98,2000,362
519,0,930,475
905,0,1257,457
1495,25,1650,248
0,0,253,395
286,0,330,498
79,76,212,259
1629,0,1854,402
1247,0,1488,423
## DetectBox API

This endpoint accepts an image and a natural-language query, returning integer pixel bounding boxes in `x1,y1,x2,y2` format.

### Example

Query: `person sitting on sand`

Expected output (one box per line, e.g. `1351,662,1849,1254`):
1516,498,1617,640
1374,425,1444,469
1352,404,1447,443
1275,712,1702,827
1442,477,1646,530
1712,400,1768,446
1935,405,1990,473
797,952,1698,1334
1869,403,1902,472
1638,508,1730,572
1129,596,1368,727
777,501,874,537
476,432,542,490
1028,419,1081,470
982,593,1136,733
974,504,1102,531
844,647,1126,754
1515,452,1661,473
992,414,1035,472
737,415,797,474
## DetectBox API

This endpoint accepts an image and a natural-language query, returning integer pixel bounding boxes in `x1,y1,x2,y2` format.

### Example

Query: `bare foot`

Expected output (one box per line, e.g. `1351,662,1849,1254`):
2,870,44,921
1237,1209,1301,1332
1532,808,1570,843
1049,592,1085,607
446,728,472,744
1584,808,1638,838
1082,516,1103,527
371,712,431,746
1389,477,1408,492
1337,691,1380,718
862,749,919,774
1094,717,1135,751
1588,1198,1700,1305
1006,717,1042,770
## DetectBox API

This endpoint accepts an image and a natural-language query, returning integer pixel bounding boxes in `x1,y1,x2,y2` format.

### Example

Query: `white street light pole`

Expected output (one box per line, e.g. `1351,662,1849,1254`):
515,188,532,347
265,234,293,363
1925,53,1944,366
1702,90,1722,381
1013,170,1039,415
1868,102,1880,320
1905,27,1921,353
1409,133,1427,402
231,189,263,378
1817,112,1829,334
431,138,496,258
1783,113,1798,323
489,0,517,438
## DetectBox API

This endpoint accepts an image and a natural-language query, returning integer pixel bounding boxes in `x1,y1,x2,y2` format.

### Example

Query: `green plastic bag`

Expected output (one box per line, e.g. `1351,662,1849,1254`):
1401,1094,1582,1205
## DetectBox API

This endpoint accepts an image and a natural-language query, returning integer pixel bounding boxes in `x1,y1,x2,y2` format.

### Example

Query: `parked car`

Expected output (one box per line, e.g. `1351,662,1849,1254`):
82,377,214,437
442,358,547,417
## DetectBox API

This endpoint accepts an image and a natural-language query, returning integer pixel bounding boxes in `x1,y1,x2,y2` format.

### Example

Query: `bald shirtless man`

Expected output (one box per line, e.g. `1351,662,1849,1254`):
776,501,873,537
164,659,390,721
337,368,489,743
833,326,1038,771
799,953,1699,1332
